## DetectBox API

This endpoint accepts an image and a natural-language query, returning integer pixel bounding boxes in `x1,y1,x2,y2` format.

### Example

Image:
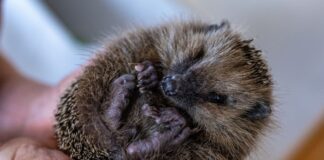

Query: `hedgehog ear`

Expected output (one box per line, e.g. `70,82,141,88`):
204,24,219,33
204,20,230,33
244,102,272,120
219,20,230,29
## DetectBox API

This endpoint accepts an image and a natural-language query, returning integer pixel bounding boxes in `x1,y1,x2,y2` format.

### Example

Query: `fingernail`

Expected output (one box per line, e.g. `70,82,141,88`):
142,104,149,110
135,64,144,72
155,118,161,123
126,145,136,155
139,88,146,93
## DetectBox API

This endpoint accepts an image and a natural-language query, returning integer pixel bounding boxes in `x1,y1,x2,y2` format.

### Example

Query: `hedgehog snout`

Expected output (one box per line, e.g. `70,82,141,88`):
161,74,181,96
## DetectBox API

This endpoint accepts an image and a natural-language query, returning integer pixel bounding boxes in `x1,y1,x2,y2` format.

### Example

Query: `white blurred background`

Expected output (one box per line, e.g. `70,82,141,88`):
1,0,323,159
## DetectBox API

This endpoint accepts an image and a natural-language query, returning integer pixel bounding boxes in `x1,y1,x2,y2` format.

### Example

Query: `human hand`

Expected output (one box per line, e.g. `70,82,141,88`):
0,1,78,158
0,137,70,160
0,67,82,147
0,66,82,160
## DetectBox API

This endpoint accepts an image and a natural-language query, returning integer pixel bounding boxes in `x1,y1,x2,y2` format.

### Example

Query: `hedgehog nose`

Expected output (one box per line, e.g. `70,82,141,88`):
161,75,180,96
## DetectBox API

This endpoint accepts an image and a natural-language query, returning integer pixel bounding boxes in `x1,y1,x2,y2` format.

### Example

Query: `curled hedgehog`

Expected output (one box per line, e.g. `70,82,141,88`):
55,20,273,160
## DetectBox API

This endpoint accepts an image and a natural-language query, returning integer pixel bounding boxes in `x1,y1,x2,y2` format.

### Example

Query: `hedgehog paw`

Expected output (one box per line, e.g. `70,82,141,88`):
105,74,136,130
125,104,193,159
135,61,159,93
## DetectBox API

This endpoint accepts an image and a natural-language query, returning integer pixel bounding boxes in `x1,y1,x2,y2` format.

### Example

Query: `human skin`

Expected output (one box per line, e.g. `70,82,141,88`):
0,2,78,158
0,54,81,146
0,54,80,159
0,138,69,160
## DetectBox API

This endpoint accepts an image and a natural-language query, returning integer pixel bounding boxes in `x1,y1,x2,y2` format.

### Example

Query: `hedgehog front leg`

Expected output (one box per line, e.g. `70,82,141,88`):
105,74,136,130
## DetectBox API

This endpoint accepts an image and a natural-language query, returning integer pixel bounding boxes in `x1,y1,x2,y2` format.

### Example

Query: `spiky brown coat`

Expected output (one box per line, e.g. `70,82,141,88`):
55,20,273,160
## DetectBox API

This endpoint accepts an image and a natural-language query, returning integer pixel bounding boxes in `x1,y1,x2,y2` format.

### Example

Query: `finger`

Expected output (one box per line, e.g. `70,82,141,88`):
141,104,160,121
137,77,155,86
114,74,135,85
124,127,138,139
137,74,158,87
137,65,155,80
135,64,145,72
134,60,152,73
159,112,182,124
124,82,136,90
126,138,154,159
169,127,192,146
138,83,158,92
127,129,173,157
121,74,136,81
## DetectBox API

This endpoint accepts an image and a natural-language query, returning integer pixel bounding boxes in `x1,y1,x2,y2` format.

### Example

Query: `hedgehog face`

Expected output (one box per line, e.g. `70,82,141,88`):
159,22,273,131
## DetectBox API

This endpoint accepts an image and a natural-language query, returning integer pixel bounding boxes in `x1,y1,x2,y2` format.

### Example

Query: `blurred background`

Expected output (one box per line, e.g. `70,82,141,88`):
1,0,323,159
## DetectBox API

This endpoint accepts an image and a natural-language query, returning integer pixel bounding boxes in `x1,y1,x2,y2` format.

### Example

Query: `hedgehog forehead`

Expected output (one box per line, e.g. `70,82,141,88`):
167,26,236,61
160,22,272,89
185,46,272,95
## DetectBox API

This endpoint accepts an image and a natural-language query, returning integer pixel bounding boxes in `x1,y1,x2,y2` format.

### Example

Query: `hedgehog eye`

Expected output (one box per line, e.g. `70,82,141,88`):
243,102,271,120
207,92,227,105
193,48,204,60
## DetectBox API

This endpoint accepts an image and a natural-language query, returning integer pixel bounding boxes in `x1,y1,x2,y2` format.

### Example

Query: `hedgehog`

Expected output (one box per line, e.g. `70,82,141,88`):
55,20,273,160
